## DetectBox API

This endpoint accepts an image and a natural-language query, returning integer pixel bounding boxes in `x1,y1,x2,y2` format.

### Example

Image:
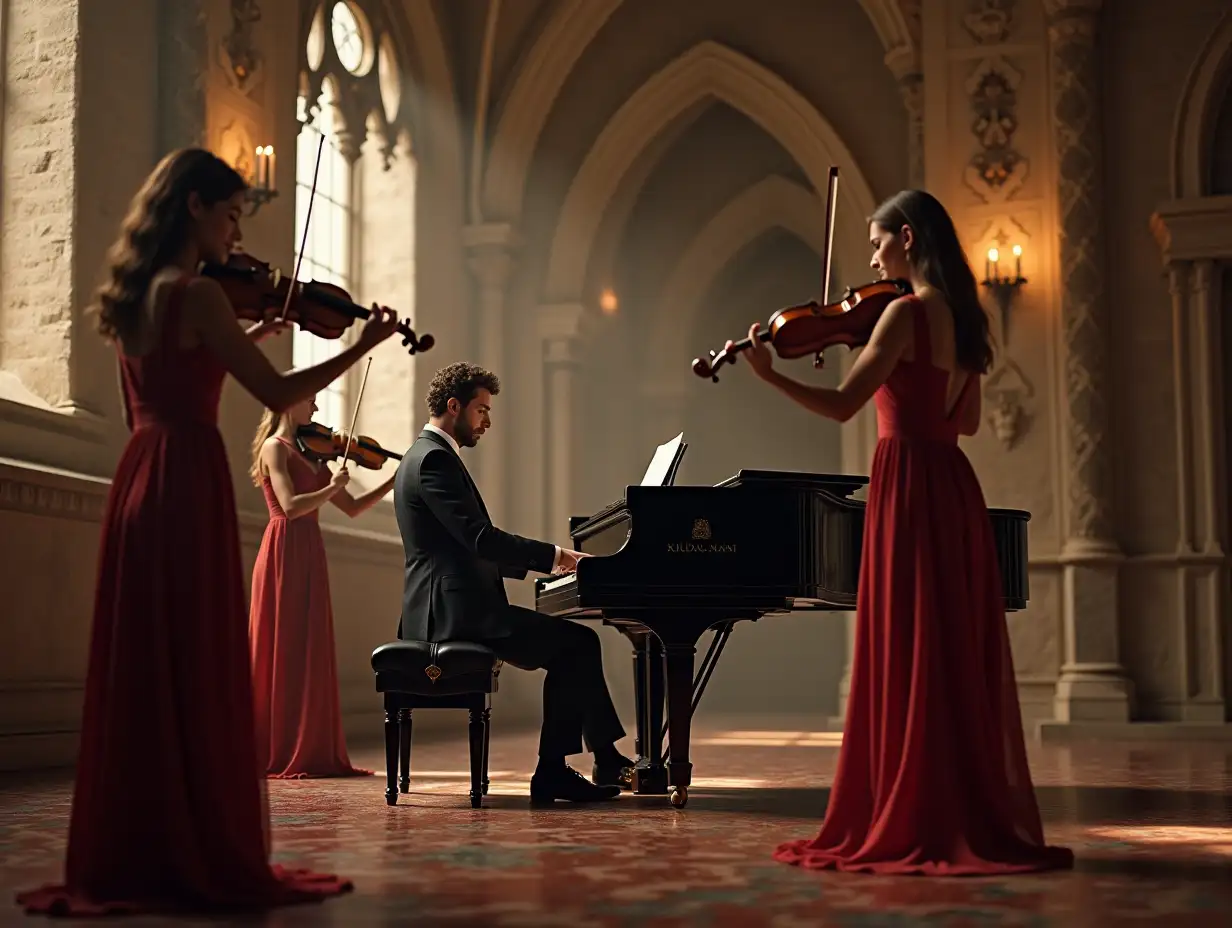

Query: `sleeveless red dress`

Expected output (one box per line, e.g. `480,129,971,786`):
773,297,1074,875
249,437,371,778
16,276,353,916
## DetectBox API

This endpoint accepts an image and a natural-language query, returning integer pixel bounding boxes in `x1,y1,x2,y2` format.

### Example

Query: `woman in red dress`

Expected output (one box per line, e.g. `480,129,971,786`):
248,396,395,778
16,148,399,916
738,189,1073,876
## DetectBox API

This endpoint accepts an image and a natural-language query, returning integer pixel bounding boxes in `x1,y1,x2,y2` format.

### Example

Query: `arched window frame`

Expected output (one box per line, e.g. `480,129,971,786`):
292,1,409,429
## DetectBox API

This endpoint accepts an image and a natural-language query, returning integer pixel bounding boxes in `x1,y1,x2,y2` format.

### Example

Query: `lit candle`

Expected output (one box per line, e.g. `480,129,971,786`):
253,147,264,189
264,145,276,192
987,247,1000,282
1012,243,1022,280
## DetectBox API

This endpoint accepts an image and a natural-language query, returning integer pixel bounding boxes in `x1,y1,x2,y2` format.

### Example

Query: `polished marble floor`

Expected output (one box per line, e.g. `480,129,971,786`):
2,717,1231,926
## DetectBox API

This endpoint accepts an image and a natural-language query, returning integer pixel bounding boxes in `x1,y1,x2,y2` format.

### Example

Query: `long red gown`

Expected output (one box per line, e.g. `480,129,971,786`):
774,297,1074,876
249,437,372,778
16,275,353,916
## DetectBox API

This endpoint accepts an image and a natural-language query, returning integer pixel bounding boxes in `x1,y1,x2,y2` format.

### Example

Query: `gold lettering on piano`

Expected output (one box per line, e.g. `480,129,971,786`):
667,542,738,553
669,518,734,553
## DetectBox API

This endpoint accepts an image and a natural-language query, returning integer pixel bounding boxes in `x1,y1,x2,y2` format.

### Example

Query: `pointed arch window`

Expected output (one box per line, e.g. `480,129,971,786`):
293,2,408,431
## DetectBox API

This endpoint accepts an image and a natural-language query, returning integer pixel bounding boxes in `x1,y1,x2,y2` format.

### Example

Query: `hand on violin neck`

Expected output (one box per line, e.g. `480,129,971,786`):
726,322,773,379
356,304,400,350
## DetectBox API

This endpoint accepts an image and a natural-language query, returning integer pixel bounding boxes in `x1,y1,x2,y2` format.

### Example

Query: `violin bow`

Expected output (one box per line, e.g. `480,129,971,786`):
278,133,326,322
338,356,373,471
820,166,839,306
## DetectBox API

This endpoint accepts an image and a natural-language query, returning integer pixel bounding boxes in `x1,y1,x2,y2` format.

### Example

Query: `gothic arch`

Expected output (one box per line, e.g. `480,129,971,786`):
1170,6,1232,198
542,41,876,306
648,176,826,376
385,0,462,172
483,1,915,223
482,0,624,220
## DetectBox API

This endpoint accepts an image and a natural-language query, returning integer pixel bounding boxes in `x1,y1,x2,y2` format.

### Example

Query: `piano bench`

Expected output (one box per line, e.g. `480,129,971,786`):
371,640,502,809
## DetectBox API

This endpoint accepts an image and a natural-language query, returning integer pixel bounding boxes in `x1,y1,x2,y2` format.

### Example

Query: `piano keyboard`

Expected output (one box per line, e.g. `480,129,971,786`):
542,574,578,592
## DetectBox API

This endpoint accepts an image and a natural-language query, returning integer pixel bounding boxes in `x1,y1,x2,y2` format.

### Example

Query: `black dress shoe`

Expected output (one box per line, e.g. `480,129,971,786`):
592,759,635,791
530,766,621,803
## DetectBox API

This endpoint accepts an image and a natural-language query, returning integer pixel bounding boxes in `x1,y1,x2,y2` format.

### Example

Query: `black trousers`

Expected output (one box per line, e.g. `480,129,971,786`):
477,605,625,758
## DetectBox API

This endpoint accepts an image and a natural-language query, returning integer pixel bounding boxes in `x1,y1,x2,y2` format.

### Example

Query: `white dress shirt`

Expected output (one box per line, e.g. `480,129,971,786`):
423,422,563,570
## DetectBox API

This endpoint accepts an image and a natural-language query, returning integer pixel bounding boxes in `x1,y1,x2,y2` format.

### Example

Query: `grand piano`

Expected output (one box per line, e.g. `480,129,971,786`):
534,450,1031,809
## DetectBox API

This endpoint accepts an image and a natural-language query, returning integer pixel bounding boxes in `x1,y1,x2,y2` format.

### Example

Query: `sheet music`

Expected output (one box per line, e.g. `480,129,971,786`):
640,432,685,487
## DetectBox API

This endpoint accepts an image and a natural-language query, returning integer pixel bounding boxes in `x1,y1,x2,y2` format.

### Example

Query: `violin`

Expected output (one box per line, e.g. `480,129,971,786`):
295,421,403,470
201,252,435,355
691,166,911,382
692,279,912,381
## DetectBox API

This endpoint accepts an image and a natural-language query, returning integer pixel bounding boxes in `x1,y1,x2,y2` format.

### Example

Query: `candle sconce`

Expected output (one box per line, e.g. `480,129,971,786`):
244,145,279,217
981,244,1026,347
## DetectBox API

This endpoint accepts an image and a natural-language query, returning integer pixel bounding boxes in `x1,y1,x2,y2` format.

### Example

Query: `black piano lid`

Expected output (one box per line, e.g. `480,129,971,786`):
715,469,869,498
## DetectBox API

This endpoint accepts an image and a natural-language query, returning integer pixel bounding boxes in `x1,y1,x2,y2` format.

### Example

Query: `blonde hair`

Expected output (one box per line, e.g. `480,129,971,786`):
250,408,283,486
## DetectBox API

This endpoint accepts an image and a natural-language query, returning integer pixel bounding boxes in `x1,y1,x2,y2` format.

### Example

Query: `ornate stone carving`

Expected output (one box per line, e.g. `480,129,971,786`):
963,56,1028,202
217,120,257,186
157,0,208,151
299,1,405,170
898,73,925,188
1046,0,1112,545
964,0,1015,44
0,477,106,522
219,1,264,95
983,357,1034,449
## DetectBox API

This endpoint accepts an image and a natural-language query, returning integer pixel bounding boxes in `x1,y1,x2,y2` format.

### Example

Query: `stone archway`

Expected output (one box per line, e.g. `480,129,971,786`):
541,41,877,307
482,1,919,224
649,175,826,379
1169,7,1232,199
1150,6,1232,724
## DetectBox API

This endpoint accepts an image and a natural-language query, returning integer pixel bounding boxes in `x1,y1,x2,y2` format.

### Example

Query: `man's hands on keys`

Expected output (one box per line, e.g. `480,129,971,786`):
553,548,590,575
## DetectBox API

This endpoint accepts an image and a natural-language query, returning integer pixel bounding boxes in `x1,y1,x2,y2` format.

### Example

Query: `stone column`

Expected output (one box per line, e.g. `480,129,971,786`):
157,0,208,151
462,223,518,527
537,303,586,545
1044,0,1133,723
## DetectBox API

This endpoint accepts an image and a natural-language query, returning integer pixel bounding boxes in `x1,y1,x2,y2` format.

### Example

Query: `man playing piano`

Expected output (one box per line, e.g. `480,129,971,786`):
393,362,634,803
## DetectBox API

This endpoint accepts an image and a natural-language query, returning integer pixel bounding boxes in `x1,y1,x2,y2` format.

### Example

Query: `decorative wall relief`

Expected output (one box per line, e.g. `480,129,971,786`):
217,119,257,185
983,357,1034,449
964,0,1015,44
219,0,264,94
963,56,1028,202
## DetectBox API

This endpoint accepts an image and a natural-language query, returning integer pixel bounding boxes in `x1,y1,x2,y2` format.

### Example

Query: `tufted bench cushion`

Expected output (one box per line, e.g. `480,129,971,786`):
371,640,501,697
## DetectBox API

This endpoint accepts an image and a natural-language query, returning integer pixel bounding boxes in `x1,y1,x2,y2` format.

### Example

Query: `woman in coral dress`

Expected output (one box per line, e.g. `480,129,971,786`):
16,148,399,917
248,397,395,778
732,189,1073,876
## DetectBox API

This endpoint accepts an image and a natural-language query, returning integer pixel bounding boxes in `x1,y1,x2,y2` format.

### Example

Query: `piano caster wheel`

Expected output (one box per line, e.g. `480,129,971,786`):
670,787,688,808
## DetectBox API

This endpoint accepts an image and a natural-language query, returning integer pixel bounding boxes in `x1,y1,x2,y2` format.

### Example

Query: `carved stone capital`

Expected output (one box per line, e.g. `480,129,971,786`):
1044,0,1102,41
537,302,586,354
463,223,520,291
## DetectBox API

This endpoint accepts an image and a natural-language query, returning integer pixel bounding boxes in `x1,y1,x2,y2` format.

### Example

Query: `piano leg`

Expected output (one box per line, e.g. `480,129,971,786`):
621,628,668,794
663,642,695,808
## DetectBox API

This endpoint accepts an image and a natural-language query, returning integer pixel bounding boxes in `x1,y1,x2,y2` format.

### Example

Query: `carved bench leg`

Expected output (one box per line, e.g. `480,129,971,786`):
384,707,399,806
468,707,485,809
398,708,412,794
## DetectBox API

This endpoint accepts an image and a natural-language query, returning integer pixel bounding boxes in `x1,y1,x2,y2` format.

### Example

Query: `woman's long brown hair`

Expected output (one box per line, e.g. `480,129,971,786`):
93,148,247,343
870,189,995,374
250,408,283,487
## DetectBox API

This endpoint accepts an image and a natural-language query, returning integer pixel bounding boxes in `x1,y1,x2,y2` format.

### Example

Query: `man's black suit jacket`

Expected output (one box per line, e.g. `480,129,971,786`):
393,429,557,641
